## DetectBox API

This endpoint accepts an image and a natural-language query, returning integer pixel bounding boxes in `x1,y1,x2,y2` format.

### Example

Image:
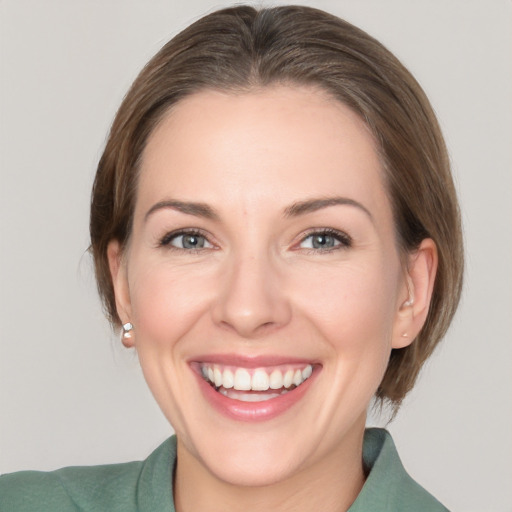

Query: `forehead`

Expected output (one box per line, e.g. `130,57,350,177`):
137,85,390,221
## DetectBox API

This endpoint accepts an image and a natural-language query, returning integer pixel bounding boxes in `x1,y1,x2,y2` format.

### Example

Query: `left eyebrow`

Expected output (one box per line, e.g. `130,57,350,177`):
283,197,373,222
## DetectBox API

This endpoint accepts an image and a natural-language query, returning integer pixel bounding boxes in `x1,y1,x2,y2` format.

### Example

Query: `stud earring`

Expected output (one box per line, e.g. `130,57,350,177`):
122,322,134,340
401,332,409,338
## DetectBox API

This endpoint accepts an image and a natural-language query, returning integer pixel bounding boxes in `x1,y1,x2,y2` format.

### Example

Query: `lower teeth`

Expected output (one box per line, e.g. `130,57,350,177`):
216,386,292,402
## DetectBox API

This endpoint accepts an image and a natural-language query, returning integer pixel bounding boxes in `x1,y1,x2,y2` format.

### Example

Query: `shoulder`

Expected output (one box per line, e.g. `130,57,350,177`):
349,428,449,512
0,460,144,512
1,469,76,512
0,437,176,512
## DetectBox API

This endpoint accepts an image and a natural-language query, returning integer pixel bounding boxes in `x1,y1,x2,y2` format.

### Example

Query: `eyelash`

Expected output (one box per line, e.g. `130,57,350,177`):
296,228,352,253
158,229,213,251
157,228,352,252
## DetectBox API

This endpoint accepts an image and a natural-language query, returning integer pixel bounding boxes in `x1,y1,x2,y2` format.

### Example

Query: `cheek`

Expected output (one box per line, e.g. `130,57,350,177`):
127,262,214,351
291,259,400,353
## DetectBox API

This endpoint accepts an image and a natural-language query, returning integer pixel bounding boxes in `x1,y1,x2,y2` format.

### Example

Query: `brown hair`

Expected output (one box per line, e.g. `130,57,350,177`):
90,5,463,407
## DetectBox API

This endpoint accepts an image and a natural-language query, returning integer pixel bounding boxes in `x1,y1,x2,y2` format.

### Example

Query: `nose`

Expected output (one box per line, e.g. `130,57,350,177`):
212,251,292,338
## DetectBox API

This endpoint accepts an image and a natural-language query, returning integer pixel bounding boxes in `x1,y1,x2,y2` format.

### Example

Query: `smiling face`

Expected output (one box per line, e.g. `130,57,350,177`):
108,86,422,488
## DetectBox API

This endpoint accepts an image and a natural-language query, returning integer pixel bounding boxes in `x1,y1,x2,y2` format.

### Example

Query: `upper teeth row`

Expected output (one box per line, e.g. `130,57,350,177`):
201,364,313,391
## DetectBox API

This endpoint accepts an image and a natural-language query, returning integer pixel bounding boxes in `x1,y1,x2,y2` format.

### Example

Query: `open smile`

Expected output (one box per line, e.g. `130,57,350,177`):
191,359,319,421
200,363,313,401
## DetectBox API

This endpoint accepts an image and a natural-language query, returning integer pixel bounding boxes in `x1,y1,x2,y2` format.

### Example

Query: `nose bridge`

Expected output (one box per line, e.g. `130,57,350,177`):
213,244,291,337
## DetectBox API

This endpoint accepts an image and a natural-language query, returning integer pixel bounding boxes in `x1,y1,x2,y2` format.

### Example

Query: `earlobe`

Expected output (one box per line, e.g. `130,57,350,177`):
392,238,438,349
107,240,134,347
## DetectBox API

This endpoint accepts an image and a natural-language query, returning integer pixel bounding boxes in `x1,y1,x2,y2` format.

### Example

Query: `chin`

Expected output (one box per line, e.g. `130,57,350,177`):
197,435,311,487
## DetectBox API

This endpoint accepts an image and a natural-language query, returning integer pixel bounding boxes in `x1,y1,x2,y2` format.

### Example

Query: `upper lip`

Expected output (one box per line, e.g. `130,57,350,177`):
189,353,320,368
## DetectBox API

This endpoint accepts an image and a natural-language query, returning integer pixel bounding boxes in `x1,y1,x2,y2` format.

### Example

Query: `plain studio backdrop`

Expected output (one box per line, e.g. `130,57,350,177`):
1,1,511,511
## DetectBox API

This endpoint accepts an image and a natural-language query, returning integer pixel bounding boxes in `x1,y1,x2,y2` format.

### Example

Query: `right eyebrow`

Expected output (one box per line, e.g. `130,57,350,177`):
144,200,220,222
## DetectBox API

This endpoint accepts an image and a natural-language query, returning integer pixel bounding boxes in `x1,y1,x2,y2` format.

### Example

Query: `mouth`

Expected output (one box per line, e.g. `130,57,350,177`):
199,363,314,402
191,359,318,421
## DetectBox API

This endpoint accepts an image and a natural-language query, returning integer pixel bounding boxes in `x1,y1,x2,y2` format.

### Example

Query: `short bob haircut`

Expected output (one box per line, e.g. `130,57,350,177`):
90,5,463,408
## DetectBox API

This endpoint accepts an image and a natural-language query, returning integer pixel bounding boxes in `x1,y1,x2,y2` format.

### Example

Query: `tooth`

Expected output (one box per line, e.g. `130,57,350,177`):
214,367,223,387
220,389,282,402
203,364,313,391
252,369,270,391
269,369,284,389
283,369,294,388
302,365,312,379
234,369,251,390
237,392,278,402
223,369,234,389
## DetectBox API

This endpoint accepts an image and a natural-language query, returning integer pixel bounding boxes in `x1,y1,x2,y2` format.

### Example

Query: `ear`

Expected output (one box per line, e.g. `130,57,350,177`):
392,238,438,349
107,240,134,348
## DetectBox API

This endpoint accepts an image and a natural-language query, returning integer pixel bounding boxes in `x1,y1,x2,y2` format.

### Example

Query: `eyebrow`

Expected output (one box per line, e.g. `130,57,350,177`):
144,200,220,222
145,196,373,223
284,197,373,221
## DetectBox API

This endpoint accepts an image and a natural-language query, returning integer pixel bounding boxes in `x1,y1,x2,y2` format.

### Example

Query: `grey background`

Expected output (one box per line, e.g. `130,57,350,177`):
1,1,511,511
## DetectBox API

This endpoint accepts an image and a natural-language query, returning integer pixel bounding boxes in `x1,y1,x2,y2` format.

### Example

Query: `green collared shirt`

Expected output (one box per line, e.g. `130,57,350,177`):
0,429,448,511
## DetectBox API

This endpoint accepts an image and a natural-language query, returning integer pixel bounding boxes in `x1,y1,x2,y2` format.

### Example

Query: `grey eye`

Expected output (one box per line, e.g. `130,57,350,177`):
171,234,212,249
300,233,341,250
298,229,352,251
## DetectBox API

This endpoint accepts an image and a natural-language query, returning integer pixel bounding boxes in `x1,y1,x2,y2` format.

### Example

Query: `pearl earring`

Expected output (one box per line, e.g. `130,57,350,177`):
122,322,134,340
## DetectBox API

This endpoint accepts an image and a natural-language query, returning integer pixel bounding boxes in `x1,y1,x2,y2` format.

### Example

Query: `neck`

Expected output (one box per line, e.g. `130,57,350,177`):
174,424,366,512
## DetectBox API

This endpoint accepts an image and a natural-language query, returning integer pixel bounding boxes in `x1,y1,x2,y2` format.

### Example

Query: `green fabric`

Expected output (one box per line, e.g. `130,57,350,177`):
0,428,448,511
349,429,449,511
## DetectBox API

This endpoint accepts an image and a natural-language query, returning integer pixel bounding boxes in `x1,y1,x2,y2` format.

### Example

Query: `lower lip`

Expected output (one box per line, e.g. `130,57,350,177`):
193,368,318,422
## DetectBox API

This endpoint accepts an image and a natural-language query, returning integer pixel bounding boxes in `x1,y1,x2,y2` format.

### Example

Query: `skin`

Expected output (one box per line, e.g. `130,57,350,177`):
108,86,437,512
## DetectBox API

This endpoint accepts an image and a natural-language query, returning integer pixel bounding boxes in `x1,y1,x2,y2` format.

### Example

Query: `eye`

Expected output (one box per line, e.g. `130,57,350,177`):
298,229,351,251
159,230,214,250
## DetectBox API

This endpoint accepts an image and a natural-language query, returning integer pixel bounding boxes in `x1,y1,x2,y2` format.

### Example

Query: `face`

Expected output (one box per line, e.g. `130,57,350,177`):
110,86,416,487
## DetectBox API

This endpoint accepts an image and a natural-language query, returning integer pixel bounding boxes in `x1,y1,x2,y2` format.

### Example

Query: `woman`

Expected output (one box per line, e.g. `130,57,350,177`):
0,5,463,511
